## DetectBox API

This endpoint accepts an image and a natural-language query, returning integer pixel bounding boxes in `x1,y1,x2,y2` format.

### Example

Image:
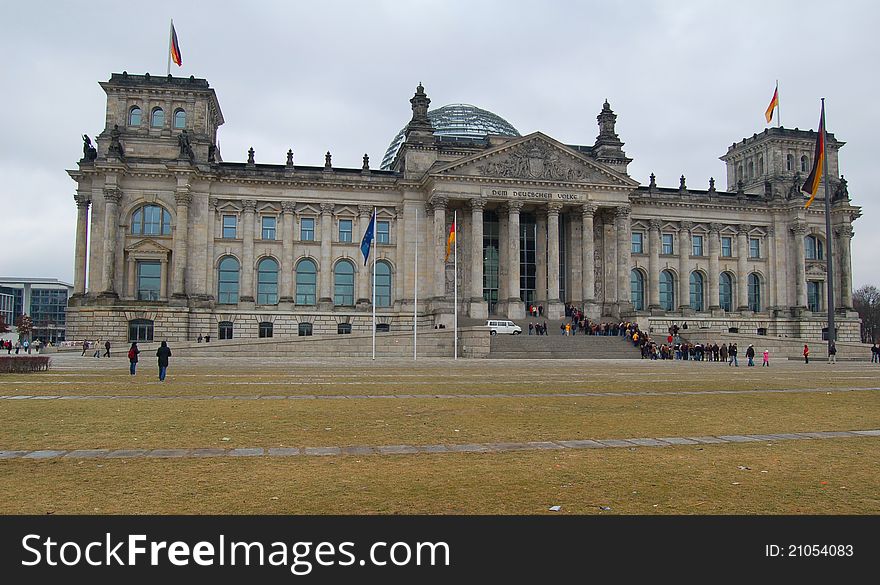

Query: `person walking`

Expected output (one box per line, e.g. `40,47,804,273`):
93,339,101,358
746,344,755,367
828,342,837,364
23,339,30,354
127,342,140,375
81,340,88,356
872,343,879,364
762,349,770,367
803,344,810,364
156,341,172,382
529,322,534,335
104,340,111,358
728,343,738,367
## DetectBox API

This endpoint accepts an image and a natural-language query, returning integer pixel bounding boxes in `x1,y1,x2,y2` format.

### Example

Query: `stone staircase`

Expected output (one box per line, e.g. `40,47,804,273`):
487,320,642,359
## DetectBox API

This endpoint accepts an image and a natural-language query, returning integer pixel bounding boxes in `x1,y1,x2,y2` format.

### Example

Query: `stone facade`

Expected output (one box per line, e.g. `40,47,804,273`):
66,73,863,345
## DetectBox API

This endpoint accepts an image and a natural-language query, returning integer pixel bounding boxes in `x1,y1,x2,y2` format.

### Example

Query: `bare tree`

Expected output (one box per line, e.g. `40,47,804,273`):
853,285,880,343
14,314,33,342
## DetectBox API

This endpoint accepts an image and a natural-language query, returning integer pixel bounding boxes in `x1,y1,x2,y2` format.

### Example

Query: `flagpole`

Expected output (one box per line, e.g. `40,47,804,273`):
413,206,418,361
453,209,458,361
372,207,377,361
167,19,173,76
820,99,836,353
776,80,781,128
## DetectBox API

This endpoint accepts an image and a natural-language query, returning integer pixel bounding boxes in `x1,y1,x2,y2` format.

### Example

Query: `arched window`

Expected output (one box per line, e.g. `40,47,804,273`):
689,271,705,312
748,273,762,312
747,161,754,179
801,155,809,172
151,107,165,128
128,319,153,342
295,259,317,305
131,204,172,236
173,109,186,129
804,235,824,260
129,106,142,126
719,272,733,312
217,256,240,304
258,321,273,338
786,154,794,171
736,164,743,183
334,260,355,306
257,258,279,305
374,261,392,307
659,270,675,311
219,321,233,340
630,269,645,311
758,156,764,176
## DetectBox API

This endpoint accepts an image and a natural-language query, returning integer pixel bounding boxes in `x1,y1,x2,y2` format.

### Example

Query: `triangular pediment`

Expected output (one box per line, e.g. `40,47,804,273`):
430,132,638,188
125,238,172,254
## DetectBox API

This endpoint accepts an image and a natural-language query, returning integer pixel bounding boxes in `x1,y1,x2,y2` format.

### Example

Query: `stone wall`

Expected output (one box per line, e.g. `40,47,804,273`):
643,315,861,343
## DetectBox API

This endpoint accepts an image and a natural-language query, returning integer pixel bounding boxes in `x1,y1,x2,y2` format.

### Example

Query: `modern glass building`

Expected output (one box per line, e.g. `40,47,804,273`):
0,278,73,343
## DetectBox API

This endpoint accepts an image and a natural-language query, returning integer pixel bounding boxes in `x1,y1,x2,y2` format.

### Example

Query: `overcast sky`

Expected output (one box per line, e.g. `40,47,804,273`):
1,0,876,288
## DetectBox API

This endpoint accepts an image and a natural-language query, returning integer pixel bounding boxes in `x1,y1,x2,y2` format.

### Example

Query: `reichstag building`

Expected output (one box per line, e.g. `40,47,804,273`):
67,73,862,344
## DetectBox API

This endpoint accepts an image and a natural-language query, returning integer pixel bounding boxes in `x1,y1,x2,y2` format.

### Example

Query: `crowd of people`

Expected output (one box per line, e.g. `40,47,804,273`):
2,338,41,354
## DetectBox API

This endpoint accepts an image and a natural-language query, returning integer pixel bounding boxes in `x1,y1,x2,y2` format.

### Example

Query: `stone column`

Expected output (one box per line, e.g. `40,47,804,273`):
318,202,334,306
648,219,661,310
189,193,208,298
708,223,721,311
206,198,218,298
772,217,788,311
240,199,257,302
736,224,751,311
678,221,692,311
73,193,90,295
126,256,136,299
505,201,524,318
280,201,296,303
357,205,373,307
546,203,563,317
581,204,596,307
171,188,192,298
431,196,448,299
765,224,777,309
615,205,632,308
535,211,547,308
468,199,487,319
394,204,406,307
837,224,854,310
159,258,169,299
101,187,121,294
791,222,808,310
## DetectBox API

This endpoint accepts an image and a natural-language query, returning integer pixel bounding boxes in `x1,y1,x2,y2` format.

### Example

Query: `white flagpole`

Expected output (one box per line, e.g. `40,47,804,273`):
776,80,782,128
372,207,377,361
413,206,418,361
167,19,173,76
453,209,458,360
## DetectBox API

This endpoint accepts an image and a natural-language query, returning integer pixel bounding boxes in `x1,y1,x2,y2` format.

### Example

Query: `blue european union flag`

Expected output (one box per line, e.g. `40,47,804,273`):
360,210,376,265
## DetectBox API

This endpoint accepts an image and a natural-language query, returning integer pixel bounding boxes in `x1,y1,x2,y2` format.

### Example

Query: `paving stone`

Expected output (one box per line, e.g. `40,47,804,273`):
191,448,228,458
526,441,564,450
799,431,857,439
7,396,31,400
377,445,420,455
765,433,803,440
229,448,264,457
268,447,301,457
304,447,342,456
342,446,376,456
626,438,670,447
105,449,148,458
147,449,191,458
687,436,729,444
851,429,880,436
555,440,607,449
419,445,450,453
317,395,347,400
22,450,66,459
289,395,317,400
747,434,781,441
0,450,28,459
260,396,287,400
716,435,762,443
63,449,110,459
596,439,637,448
656,437,699,445
32,396,60,400
445,444,490,453
486,442,532,452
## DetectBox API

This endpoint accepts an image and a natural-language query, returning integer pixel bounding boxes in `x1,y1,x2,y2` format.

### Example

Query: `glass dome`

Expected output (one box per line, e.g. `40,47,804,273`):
380,104,520,170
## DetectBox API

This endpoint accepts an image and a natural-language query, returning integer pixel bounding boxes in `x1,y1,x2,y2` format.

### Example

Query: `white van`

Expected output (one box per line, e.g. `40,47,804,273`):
486,320,522,335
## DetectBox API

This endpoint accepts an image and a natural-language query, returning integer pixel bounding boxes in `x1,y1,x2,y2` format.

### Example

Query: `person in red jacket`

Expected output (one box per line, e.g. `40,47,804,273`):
803,344,810,364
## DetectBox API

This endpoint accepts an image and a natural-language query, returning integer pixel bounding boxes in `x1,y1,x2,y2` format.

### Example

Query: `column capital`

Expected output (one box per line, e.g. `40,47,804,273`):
174,189,193,207
103,187,122,204
281,201,296,214
835,224,854,238
209,197,220,209
546,202,563,215
242,199,258,213
469,198,486,212
429,195,448,210
357,204,373,217
737,223,752,235
765,224,775,236
394,203,405,218
319,202,335,215
708,222,723,235
74,193,91,209
506,200,524,214
679,220,693,232
648,218,662,232
581,203,596,217
614,204,631,220
789,221,807,235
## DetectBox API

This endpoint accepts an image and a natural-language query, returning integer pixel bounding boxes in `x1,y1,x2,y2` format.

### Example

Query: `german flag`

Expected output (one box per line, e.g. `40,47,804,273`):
170,22,182,67
444,220,456,263
764,84,779,123
801,104,825,209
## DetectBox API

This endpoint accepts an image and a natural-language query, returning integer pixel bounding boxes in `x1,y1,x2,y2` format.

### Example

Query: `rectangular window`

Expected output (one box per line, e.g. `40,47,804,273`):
692,235,704,257
721,237,732,258
807,281,822,312
749,238,760,259
339,219,353,242
300,217,315,241
261,216,276,240
222,215,237,239
631,232,643,254
661,234,674,255
137,261,161,301
377,220,390,244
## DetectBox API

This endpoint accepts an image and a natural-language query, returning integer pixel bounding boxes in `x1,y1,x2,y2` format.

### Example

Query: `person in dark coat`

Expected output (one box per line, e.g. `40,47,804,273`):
156,341,172,382
127,342,140,375
104,340,111,358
